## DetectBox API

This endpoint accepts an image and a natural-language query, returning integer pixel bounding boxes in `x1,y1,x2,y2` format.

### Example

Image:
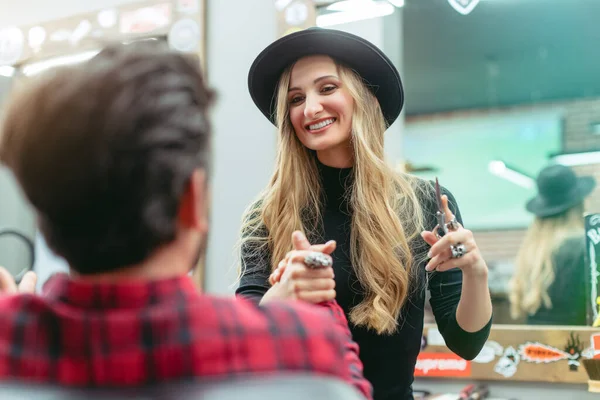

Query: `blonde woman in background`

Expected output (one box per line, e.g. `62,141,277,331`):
235,28,493,400
510,164,596,325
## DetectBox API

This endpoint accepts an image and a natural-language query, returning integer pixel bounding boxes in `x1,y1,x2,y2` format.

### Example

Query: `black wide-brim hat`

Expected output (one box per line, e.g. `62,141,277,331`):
526,164,596,217
247,27,403,127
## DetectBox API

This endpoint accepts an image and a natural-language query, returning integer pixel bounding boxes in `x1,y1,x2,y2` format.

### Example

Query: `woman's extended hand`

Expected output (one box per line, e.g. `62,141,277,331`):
261,231,337,305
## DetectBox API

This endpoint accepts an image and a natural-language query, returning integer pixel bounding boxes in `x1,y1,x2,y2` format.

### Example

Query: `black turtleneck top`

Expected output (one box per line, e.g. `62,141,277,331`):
236,161,492,400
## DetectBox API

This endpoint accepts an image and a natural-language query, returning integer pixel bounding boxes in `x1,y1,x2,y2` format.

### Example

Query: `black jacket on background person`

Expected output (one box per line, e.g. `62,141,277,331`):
527,236,587,326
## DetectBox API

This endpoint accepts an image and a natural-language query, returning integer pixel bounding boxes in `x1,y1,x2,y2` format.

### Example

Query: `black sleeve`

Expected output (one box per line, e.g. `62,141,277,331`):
234,207,272,304
427,185,492,360
546,237,587,325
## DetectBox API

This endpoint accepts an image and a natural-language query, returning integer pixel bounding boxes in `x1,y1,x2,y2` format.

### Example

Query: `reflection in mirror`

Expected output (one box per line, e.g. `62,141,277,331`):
0,74,36,279
509,164,594,326
401,0,600,325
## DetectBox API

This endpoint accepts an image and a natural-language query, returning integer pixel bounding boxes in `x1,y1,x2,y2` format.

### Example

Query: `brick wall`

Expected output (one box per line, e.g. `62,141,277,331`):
473,229,527,265
563,98,600,153
563,98,600,221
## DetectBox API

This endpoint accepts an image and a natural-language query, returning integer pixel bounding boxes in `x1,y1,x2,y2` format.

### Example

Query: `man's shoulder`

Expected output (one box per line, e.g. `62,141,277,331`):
0,294,51,338
0,293,44,310
195,296,368,398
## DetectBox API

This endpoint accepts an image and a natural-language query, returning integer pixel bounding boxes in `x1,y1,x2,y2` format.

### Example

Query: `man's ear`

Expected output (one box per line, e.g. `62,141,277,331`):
178,168,208,232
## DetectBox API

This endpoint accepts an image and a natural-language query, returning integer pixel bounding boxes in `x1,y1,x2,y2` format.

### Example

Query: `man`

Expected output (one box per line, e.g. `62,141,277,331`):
0,42,371,399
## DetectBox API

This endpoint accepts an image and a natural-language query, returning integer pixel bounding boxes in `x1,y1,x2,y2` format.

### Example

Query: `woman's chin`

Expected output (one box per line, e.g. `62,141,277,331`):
300,136,339,152
306,143,331,152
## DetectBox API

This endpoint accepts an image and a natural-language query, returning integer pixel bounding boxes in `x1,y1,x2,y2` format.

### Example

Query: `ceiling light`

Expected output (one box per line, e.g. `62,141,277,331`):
318,1,395,27
447,0,480,16
326,0,370,12
387,0,405,7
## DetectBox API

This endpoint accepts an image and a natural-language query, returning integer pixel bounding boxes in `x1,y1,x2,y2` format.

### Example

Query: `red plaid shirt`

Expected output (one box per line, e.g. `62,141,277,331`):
0,274,371,398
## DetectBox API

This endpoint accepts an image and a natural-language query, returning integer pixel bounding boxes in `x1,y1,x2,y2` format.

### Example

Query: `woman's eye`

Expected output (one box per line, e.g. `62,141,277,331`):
322,85,337,93
290,96,304,104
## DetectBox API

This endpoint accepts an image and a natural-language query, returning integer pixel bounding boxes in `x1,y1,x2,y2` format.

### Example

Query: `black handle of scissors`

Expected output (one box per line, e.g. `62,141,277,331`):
434,177,448,237
0,229,36,284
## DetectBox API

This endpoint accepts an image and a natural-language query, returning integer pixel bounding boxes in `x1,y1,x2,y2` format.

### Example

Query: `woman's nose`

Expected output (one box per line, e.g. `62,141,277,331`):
304,95,324,119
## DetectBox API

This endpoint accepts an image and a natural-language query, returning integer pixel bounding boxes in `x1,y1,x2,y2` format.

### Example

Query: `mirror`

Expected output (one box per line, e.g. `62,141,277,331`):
314,0,600,326
0,0,207,289
401,0,600,325
0,73,37,280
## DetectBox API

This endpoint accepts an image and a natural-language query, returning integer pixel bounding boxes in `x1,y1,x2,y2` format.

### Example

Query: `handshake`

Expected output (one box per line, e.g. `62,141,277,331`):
261,231,337,305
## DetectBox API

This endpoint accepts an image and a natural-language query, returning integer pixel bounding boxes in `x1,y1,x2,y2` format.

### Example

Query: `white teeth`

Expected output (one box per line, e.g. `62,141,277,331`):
308,118,335,131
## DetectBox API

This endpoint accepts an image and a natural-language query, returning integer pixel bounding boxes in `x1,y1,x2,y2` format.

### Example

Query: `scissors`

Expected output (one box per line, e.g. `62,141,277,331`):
433,177,459,239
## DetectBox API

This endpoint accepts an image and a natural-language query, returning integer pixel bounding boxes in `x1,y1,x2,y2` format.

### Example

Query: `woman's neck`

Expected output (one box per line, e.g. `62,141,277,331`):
317,157,353,210
316,145,354,168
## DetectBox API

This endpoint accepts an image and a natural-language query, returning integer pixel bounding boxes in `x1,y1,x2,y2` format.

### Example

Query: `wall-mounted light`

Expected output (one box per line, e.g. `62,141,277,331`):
0,66,15,78
317,0,395,27
552,151,600,167
122,37,160,45
488,160,535,189
21,50,100,76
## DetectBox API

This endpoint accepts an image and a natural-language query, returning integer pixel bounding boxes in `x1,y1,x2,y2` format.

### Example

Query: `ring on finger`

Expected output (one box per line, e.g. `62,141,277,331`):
304,252,332,269
445,217,460,232
450,243,467,259
433,224,443,239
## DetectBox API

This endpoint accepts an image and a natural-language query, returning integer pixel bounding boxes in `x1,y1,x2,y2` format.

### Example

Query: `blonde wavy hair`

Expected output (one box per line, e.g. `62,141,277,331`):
239,59,427,334
508,204,584,319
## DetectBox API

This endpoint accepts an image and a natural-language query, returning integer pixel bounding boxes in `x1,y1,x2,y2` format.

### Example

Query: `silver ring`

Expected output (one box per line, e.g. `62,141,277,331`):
445,217,459,232
304,252,332,269
450,243,466,259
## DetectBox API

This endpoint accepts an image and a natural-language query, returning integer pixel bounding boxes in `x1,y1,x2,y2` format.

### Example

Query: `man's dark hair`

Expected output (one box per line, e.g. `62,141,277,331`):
0,42,214,274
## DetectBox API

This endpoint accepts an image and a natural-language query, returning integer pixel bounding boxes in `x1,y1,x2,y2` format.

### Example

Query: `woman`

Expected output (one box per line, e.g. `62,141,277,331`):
509,164,595,326
236,28,492,400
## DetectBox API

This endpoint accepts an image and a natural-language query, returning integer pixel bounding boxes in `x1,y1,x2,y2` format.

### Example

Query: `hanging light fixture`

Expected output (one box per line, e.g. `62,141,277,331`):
447,0,480,15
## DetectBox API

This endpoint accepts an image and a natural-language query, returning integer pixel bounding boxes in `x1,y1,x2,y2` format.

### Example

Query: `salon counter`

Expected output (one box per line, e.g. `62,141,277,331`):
414,323,600,399
413,379,595,400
